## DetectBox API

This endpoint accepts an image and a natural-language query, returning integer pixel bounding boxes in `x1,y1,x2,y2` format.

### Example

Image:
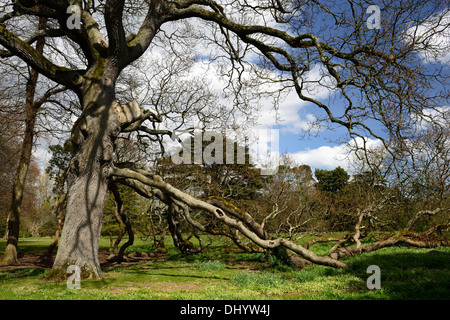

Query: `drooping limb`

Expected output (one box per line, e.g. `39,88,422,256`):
105,183,134,263
111,166,348,268
115,176,259,253
327,207,449,260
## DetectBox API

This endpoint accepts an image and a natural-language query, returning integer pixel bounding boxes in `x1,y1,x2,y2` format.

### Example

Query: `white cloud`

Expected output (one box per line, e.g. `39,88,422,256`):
254,64,335,133
289,137,383,172
405,9,450,64
412,106,450,130
290,144,350,171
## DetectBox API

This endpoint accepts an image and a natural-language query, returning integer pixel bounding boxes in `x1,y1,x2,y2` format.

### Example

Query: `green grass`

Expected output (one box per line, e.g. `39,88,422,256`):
0,236,449,300
0,237,54,254
195,260,227,271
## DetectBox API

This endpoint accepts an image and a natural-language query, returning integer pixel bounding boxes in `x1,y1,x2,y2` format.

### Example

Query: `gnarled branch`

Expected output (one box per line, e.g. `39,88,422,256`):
110,165,347,268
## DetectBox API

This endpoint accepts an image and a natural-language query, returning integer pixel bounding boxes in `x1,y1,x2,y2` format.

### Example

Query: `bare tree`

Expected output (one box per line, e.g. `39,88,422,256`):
0,102,22,239
0,16,67,265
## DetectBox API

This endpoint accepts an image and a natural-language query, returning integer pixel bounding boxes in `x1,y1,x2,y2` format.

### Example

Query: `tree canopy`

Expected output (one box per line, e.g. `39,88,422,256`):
315,167,350,193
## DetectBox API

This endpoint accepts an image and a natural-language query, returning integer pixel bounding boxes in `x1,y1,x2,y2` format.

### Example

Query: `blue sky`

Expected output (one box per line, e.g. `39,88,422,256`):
32,1,449,175
253,2,450,174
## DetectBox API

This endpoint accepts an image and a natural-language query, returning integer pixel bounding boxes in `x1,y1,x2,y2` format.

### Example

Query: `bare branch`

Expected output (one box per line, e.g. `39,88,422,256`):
405,208,447,231
104,0,126,62
111,165,348,268
0,24,83,91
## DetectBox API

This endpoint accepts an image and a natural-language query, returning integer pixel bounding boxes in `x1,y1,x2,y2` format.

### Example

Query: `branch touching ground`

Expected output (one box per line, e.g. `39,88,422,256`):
111,166,449,268
328,216,450,260
111,166,348,268
404,208,446,231
328,232,450,260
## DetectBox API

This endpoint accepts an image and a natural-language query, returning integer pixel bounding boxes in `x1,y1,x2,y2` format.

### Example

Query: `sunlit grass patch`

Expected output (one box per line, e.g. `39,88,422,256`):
1,237,448,300
195,260,226,271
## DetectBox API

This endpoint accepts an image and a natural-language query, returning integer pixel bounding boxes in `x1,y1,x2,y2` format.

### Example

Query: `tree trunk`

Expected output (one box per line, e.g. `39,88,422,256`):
51,102,112,277
110,191,126,256
108,183,134,263
167,199,187,250
50,62,142,279
50,129,108,277
47,192,66,254
1,100,39,266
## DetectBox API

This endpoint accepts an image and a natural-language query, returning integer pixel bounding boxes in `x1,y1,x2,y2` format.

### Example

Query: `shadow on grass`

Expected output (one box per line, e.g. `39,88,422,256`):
0,267,47,280
0,238,54,255
313,247,450,299
103,260,231,282
111,266,228,281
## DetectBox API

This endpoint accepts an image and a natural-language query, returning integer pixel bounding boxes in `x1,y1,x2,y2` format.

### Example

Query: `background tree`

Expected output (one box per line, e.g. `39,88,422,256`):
315,167,350,193
350,110,450,232
254,155,319,239
45,139,73,253
149,134,266,252
0,103,22,238
0,15,67,265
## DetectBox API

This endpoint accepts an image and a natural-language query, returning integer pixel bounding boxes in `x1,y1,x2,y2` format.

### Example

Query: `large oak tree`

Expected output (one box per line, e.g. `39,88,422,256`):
0,0,448,278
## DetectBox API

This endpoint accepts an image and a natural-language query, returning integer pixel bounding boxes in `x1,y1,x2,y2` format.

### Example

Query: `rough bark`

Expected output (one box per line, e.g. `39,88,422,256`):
49,60,139,278
50,101,113,278
47,192,67,254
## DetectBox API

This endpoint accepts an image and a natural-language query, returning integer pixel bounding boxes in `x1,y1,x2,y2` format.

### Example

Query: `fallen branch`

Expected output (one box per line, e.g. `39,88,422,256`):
111,166,348,268
304,237,343,249
110,165,449,268
328,227,450,260
405,208,446,231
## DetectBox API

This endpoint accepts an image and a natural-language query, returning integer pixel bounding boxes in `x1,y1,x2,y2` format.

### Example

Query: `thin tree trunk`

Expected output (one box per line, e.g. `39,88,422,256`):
47,192,66,254
1,17,46,266
167,198,187,250
111,215,126,256
108,183,133,263
117,220,134,263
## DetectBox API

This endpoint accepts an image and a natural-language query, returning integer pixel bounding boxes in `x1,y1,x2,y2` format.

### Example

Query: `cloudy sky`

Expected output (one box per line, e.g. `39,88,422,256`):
31,2,449,176
249,5,450,174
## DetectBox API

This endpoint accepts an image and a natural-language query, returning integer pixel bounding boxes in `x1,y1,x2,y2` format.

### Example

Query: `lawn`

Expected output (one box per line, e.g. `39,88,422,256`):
0,236,449,300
